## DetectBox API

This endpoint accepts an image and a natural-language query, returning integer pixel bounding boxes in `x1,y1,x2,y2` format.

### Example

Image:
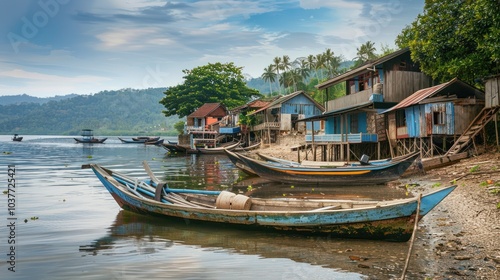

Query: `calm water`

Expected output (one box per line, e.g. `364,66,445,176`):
0,135,431,279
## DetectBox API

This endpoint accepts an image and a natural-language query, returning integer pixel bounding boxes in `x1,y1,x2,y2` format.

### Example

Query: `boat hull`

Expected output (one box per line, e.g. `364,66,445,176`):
74,138,107,143
238,152,420,185
90,164,454,242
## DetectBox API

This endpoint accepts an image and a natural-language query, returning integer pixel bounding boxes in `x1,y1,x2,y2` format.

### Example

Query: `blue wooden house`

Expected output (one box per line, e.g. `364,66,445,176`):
306,48,433,161
249,91,324,144
383,78,484,157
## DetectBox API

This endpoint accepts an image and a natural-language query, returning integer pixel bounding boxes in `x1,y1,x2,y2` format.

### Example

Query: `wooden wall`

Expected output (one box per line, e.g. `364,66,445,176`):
485,75,500,108
454,104,484,134
384,71,433,102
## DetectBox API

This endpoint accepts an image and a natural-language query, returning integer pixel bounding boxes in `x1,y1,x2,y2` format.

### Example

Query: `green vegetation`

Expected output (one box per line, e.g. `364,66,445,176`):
0,88,182,135
396,0,500,87
160,62,261,118
174,121,185,135
470,165,480,173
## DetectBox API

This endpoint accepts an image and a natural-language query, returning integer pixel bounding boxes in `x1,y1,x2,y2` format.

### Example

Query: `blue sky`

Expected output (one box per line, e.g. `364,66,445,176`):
0,0,424,97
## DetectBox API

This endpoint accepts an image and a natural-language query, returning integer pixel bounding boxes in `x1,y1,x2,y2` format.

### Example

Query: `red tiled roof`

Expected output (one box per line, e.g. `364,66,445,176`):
188,103,226,118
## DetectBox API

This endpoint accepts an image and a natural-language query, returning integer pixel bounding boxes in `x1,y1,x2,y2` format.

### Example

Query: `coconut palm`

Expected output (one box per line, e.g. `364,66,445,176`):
356,41,377,63
295,58,310,85
323,48,335,77
281,55,296,92
273,56,282,94
328,55,343,78
306,54,319,82
315,53,326,81
261,65,277,95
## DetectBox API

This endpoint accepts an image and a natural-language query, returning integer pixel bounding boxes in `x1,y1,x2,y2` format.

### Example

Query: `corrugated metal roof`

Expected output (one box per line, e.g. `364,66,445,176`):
384,81,452,113
382,77,483,113
188,103,226,118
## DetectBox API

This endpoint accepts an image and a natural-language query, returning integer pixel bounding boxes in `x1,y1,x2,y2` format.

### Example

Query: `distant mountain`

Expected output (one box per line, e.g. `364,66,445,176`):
0,88,182,135
0,93,79,105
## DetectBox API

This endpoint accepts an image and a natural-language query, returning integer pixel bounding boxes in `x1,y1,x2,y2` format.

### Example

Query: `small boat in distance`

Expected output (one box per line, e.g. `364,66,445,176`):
74,129,107,144
119,136,160,144
12,134,23,142
144,138,164,145
132,136,160,142
86,162,456,242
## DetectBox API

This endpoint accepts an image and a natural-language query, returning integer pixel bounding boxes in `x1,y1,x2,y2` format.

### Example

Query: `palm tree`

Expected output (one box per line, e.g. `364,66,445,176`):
279,71,294,93
315,53,326,81
261,65,277,95
328,55,342,78
356,41,377,63
273,56,282,94
323,48,335,77
295,58,310,86
306,54,318,82
281,55,296,92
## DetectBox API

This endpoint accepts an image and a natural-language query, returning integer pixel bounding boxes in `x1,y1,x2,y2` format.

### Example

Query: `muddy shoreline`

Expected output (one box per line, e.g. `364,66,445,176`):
250,145,500,279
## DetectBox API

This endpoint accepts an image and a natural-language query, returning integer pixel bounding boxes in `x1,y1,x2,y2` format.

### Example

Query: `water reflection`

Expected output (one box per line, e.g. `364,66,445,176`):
80,211,420,279
0,135,428,279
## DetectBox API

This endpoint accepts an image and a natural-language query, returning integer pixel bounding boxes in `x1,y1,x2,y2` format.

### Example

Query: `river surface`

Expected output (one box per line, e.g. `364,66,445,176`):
0,135,433,279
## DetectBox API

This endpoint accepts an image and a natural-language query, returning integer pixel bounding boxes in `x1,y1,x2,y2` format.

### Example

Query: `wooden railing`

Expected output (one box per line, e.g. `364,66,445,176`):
252,122,281,131
305,133,378,143
326,88,375,111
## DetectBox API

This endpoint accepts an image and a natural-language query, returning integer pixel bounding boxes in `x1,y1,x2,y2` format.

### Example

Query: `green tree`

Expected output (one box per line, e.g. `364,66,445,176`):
174,120,185,135
273,56,282,94
160,62,261,117
355,41,377,66
396,0,500,85
261,65,277,95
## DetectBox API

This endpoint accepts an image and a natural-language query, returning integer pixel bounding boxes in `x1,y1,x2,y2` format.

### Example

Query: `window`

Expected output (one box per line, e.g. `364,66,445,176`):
350,114,359,133
396,110,406,127
433,111,445,125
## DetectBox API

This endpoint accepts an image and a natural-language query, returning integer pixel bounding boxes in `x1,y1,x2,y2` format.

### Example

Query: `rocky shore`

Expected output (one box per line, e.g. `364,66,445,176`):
251,145,500,279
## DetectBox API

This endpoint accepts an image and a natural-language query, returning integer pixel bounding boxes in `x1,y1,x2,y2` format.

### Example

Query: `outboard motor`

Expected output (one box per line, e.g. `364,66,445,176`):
359,154,370,165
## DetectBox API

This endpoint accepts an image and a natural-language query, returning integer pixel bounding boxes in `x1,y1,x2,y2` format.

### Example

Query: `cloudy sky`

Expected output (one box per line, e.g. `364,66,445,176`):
0,0,424,97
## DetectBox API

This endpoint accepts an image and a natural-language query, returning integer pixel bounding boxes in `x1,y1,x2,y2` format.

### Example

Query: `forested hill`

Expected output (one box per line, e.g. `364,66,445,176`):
0,88,182,135
0,93,79,105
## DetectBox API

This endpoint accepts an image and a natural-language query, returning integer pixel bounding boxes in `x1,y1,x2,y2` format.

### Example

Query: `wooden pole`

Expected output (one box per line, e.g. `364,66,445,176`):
495,112,499,150
400,194,422,280
386,129,394,158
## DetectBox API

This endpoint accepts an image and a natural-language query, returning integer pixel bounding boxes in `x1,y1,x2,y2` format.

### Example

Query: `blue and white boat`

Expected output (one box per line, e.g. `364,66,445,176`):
87,162,455,241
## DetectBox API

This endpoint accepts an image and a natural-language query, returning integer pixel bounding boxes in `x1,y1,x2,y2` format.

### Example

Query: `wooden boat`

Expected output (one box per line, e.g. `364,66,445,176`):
144,139,164,145
162,143,199,154
12,134,23,142
237,151,421,185
223,149,257,175
87,162,456,241
119,136,161,143
132,136,160,142
233,141,261,152
256,152,392,167
197,141,241,154
74,129,107,143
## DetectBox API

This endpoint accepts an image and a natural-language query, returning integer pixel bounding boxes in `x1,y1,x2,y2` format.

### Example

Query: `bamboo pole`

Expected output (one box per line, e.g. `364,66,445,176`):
400,194,422,280
495,112,499,149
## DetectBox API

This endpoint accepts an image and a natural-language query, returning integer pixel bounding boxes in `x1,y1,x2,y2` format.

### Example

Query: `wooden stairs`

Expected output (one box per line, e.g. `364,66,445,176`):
445,106,500,155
